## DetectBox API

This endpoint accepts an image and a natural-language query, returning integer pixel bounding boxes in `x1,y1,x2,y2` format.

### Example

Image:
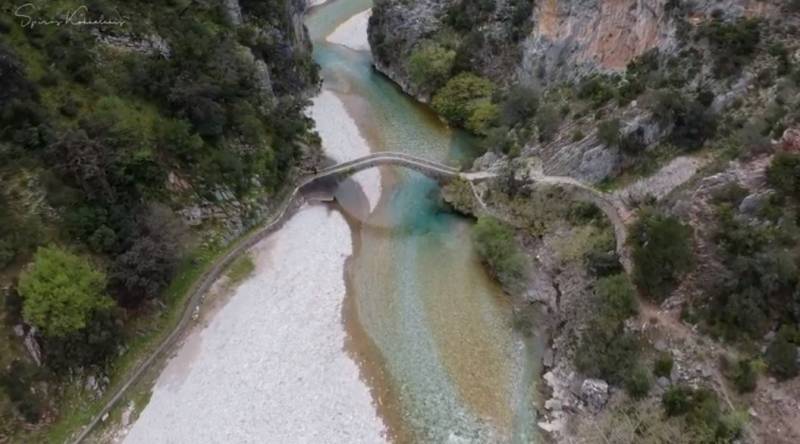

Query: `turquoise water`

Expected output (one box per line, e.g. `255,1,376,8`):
306,1,541,442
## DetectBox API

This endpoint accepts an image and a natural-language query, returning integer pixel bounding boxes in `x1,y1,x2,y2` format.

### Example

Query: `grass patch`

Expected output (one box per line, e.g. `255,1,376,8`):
226,254,255,286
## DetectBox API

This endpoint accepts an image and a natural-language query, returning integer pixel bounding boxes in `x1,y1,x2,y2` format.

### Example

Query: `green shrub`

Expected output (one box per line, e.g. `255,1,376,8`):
576,326,641,384
647,89,717,150
509,0,534,40
766,328,799,380
767,152,800,201
445,0,495,32
407,41,456,91
708,204,798,340
466,100,500,135
699,18,761,78
662,385,742,442
472,216,528,292
662,385,693,416
597,118,621,147
595,274,639,326
18,246,113,337
625,365,652,399
631,210,694,302
432,73,496,130
577,75,617,108
0,361,45,424
500,85,539,127
535,104,561,142
732,359,758,393
654,352,674,378
576,274,642,384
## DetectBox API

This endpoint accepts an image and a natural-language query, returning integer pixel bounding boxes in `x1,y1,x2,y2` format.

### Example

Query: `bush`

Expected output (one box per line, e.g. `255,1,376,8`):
631,210,694,302
595,274,638,326
625,365,652,399
500,85,538,127
577,75,617,108
576,325,641,384
767,152,800,201
732,359,758,393
431,73,496,130
407,41,456,92
663,385,743,442
654,352,674,378
535,104,561,142
466,100,500,135
472,216,528,292
111,205,185,307
708,204,798,340
662,385,693,416
766,328,799,380
647,89,717,150
598,118,621,147
576,273,641,384
0,361,45,423
509,0,534,40
18,246,112,337
699,18,761,78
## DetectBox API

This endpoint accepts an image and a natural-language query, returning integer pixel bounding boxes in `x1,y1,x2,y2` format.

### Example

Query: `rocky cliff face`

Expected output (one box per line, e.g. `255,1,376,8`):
369,0,786,183
519,0,779,84
369,0,780,90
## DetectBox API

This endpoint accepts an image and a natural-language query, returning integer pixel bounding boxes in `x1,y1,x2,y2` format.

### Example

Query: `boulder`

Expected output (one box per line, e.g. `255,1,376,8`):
23,329,42,366
545,398,563,412
739,191,774,216
580,378,609,412
782,128,800,152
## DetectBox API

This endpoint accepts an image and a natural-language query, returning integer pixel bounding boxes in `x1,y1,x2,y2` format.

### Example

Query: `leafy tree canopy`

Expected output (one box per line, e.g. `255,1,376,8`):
19,247,112,337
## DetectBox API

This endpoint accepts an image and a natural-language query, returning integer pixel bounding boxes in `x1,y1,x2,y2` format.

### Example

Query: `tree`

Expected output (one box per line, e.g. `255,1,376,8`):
18,247,111,337
500,85,538,127
631,210,693,302
111,204,186,307
472,216,528,292
407,42,455,92
432,73,495,128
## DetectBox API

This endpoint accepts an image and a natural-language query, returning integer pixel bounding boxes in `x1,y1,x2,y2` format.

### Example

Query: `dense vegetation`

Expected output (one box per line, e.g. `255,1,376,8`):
0,0,318,436
472,216,528,293
575,274,643,389
630,210,694,302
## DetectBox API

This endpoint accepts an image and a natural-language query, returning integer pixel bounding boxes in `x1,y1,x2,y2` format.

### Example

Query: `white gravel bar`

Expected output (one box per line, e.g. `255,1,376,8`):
124,205,387,443
326,8,372,52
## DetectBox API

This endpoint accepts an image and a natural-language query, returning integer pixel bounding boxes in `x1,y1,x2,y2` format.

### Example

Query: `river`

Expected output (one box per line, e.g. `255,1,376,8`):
124,1,541,442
